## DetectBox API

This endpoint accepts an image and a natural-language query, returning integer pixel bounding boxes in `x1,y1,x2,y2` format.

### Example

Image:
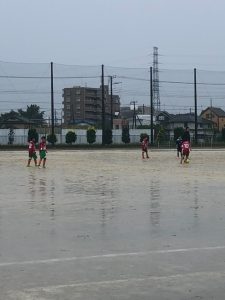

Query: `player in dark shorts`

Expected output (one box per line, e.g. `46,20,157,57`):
176,136,182,158
27,138,37,167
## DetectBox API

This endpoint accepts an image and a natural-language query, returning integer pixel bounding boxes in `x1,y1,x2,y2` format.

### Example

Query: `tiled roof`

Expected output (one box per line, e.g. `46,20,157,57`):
169,113,213,124
201,107,225,117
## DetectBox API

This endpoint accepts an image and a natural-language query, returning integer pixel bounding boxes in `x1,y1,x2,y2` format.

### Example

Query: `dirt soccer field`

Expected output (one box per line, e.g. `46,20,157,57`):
0,149,225,300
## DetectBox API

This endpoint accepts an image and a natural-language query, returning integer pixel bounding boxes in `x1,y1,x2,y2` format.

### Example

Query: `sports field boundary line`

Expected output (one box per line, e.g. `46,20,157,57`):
9,270,225,295
1,245,225,268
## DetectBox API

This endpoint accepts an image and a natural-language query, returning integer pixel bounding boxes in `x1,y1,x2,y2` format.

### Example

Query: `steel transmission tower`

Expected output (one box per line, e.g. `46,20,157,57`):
153,47,160,113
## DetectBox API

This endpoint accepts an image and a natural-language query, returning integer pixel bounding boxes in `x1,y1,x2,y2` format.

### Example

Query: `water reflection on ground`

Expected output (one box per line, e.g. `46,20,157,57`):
0,150,225,260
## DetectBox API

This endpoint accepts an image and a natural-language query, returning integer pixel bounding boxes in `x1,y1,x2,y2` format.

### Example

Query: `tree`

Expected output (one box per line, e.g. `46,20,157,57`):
86,127,96,144
47,134,57,145
104,129,113,145
174,127,184,141
18,105,45,123
153,125,166,143
28,128,38,143
0,110,19,122
122,127,130,144
66,131,77,144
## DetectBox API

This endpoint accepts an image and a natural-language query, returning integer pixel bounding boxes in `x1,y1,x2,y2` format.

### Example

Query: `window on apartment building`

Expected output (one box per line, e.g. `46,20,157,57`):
76,105,81,109
76,90,81,95
66,105,70,110
66,97,70,103
76,98,80,102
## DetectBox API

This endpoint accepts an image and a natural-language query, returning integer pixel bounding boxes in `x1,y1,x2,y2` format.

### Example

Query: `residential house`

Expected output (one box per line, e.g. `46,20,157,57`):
0,115,38,129
200,107,225,132
113,118,129,129
167,113,214,142
155,111,174,126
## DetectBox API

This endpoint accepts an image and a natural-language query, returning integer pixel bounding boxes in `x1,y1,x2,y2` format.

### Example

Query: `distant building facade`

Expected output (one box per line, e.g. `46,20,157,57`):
120,105,153,128
200,107,225,132
62,85,120,126
155,111,174,126
167,113,214,142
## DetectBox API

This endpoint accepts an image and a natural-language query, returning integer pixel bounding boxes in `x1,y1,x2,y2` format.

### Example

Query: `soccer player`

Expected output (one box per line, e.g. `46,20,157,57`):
176,136,182,158
27,138,37,167
182,127,190,142
180,139,191,164
38,136,47,168
141,137,149,159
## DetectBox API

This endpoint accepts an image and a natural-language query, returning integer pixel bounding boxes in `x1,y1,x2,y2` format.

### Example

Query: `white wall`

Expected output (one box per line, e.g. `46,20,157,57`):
0,129,152,145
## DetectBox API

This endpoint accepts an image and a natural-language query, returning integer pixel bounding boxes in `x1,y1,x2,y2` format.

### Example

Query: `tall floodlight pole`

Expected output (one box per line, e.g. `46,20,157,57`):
51,62,54,137
194,68,198,144
101,65,105,145
150,67,154,145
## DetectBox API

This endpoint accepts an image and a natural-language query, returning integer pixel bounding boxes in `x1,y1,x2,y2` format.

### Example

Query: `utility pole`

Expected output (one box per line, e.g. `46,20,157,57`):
150,67,154,145
110,76,113,130
51,62,54,137
194,68,198,145
101,65,105,145
130,101,137,129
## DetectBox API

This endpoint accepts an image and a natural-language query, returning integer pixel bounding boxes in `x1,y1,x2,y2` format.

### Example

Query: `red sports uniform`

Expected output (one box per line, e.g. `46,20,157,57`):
181,140,190,156
28,141,36,156
141,138,148,152
39,141,46,151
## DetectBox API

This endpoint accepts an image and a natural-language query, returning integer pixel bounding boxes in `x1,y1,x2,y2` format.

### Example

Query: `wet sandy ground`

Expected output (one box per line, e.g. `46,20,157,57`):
0,149,225,299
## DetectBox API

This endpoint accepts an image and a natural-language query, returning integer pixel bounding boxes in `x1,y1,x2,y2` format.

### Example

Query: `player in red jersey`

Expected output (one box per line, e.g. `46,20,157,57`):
180,139,191,164
141,136,149,159
38,136,47,168
27,138,37,167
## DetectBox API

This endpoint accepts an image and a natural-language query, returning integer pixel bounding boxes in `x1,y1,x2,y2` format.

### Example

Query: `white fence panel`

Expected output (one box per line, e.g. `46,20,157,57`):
0,129,152,145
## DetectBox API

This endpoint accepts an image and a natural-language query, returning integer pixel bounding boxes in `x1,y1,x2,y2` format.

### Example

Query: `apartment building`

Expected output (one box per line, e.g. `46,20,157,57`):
62,85,120,126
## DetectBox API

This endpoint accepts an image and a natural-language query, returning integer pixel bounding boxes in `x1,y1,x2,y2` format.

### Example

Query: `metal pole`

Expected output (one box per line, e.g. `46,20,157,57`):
150,67,154,145
110,76,113,130
194,68,198,144
51,62,54,137
101,64,105,145
134,102,136,129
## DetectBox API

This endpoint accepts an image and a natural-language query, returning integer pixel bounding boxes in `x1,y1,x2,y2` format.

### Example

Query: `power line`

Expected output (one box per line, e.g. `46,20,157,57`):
0,75,100,79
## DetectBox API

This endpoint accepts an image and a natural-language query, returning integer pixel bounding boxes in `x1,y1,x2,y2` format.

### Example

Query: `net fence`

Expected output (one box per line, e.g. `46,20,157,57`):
1,61,225,119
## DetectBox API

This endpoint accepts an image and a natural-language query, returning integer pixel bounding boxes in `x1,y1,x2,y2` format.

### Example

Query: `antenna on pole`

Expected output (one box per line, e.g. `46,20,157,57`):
153,47,160,113
210,98,213,107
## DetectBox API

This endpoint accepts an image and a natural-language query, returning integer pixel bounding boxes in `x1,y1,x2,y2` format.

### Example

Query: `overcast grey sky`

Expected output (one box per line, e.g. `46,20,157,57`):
1,0,225,70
